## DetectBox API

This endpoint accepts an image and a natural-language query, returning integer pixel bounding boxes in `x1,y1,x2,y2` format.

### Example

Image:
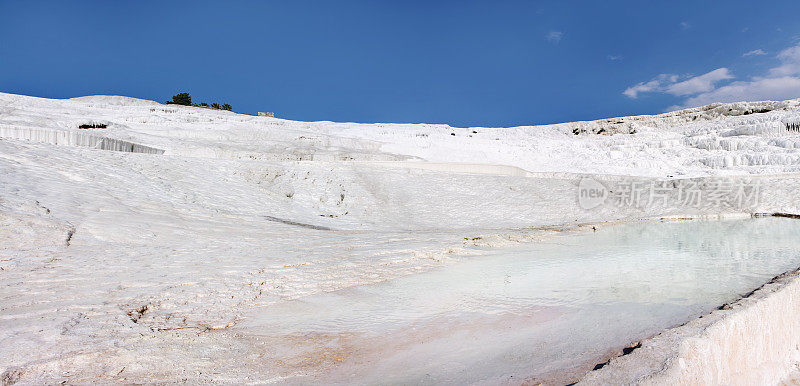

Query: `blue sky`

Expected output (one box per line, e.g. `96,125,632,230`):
2,1,800,127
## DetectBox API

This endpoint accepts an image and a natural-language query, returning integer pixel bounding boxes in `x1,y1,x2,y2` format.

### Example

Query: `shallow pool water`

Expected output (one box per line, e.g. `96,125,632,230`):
238,217,800,384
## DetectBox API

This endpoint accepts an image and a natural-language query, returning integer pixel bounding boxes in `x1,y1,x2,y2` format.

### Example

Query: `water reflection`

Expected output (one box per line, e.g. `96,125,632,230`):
240,217,800,384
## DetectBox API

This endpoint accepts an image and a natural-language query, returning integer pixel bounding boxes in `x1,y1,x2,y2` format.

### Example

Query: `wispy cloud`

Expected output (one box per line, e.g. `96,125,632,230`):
680,21,690,30
625,42,800,109
681,77,800,107
545,31,563,44
768,43,800,76
742,49,767,57
607,55,623,61
622,69,732,99
623,74,678,98
665,68,734,96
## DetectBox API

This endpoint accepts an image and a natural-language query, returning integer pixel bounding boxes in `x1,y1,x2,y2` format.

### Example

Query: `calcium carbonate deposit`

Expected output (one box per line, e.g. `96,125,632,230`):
3,92,800,384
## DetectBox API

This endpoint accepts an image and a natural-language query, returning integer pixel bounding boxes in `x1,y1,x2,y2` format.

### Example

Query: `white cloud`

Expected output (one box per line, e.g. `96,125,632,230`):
623,80,660,99
625,42,800,108
680,21,690,30
742,49,767,57
607,55,623,61
546,31,563,44
768,44,800,76
685,43,800,107
681,77,800,107
623,74,677,98
623,69,731,99
665,68,733,96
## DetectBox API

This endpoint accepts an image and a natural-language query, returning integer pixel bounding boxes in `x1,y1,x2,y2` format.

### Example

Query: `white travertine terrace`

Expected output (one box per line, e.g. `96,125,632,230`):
3,92,800,383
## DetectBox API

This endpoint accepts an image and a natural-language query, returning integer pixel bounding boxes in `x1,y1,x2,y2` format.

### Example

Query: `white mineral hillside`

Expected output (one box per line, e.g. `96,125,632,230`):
2,92,800,383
